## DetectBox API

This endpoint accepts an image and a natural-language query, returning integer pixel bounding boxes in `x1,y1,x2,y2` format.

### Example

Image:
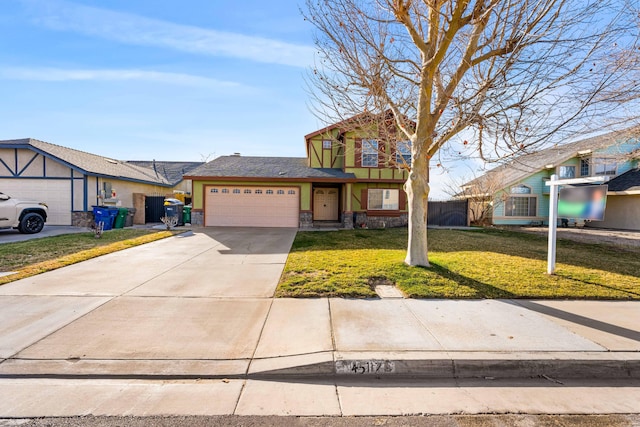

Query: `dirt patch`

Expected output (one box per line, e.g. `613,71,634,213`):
367,276,396,289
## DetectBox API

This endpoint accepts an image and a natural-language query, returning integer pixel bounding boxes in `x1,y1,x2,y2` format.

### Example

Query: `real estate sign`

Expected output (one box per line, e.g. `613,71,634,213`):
557,184,608,221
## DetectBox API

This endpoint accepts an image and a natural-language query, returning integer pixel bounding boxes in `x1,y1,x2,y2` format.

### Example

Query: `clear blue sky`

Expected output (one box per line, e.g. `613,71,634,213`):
1,0,458,197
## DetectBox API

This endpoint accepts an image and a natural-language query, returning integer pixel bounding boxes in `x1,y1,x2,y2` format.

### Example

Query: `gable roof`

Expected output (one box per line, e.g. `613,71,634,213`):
304,111,416,144
0,138,171,186
125,160,204,186
186,156,356,181
607,168,640,192
463,127,640,192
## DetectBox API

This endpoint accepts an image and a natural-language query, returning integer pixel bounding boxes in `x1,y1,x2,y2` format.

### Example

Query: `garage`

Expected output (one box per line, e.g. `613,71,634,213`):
0,179,71,225
205,185,299,227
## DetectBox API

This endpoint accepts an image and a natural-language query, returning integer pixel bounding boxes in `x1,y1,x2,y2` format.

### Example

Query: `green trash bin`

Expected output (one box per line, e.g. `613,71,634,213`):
114,208,128,229
183,205,192,225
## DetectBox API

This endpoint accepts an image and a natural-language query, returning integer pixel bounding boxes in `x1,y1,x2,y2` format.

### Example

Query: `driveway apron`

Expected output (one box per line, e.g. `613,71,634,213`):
0,227,297,376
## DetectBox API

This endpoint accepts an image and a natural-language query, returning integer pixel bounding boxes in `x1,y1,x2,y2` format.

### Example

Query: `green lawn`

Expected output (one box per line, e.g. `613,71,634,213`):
276,228,640,299
0,229,178,285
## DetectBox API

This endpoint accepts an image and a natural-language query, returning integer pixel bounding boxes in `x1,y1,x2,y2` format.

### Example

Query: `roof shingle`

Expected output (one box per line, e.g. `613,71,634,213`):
125,160,204,185
186,156,356,180
607,168,640,192
0,138,172,186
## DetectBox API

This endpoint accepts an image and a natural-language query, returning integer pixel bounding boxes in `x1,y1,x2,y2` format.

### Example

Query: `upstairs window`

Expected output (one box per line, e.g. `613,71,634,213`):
362,139,379,167
559,165,575,179
396,141,412,167
594,158,617,176
322,140,332,149
580,158,590,176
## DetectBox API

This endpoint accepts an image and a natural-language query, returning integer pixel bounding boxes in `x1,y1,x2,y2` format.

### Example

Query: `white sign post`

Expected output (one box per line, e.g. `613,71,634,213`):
547,174,559,275
545,175,609,275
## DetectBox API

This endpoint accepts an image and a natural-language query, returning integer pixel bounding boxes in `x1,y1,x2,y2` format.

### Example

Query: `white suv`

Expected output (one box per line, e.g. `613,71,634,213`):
0,192,48,234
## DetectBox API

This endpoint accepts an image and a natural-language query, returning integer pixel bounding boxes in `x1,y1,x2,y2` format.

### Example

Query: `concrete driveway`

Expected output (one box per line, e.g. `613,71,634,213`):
0,227,297,374
0,225,90,244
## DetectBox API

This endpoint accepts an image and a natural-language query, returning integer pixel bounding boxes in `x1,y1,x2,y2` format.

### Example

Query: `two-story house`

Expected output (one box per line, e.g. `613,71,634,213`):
185,114,411,229
461,127,640,231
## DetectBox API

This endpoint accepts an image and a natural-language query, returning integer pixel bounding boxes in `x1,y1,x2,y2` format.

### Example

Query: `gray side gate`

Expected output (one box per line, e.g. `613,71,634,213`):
427,200,468,227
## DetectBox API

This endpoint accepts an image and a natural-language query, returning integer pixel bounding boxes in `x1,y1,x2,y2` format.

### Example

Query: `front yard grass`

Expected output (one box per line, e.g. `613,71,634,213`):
276,228,640,299
0,229,179,285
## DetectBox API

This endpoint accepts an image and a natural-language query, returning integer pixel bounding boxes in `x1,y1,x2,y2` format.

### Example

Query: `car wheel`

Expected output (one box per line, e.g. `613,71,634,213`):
19,212,45,234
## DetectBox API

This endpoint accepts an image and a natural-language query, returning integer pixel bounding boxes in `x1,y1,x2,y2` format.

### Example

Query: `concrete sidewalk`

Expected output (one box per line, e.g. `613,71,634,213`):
0,228,639,417
0,227,638,380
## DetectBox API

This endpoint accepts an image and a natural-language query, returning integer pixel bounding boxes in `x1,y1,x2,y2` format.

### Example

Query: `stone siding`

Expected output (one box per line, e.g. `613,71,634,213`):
72,211,94,228
341,212,354,229
355,212,408,229
191,210,204,226
299,212,313,229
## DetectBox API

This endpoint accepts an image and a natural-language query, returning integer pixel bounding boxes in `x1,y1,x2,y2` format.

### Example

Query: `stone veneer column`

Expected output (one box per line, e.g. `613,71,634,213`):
191,210,204,226
299,212,313,228
342,211,354,229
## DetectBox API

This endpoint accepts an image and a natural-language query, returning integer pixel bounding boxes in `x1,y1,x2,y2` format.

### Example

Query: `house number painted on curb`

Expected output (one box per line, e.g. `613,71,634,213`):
335,360,396,375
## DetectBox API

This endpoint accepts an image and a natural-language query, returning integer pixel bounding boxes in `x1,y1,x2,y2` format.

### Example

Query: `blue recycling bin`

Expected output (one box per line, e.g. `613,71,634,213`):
93,206,115,230
108,208,119,228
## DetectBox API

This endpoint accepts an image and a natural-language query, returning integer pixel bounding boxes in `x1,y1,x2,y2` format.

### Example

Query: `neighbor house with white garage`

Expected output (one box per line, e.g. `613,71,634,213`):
186,114,412,228
0,138,201,226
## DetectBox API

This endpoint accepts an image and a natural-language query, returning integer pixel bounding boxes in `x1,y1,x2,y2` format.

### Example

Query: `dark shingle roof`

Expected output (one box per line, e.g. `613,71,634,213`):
607,168,640,192
125,161,204,185
186,156,356,180
0,138,171,186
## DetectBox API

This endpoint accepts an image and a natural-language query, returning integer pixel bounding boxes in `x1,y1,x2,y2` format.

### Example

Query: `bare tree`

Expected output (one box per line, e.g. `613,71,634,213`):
444,169,507,224
304,0,637,266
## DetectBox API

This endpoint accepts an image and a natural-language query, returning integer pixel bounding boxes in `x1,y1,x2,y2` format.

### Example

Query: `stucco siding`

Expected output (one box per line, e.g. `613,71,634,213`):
588,195,640,231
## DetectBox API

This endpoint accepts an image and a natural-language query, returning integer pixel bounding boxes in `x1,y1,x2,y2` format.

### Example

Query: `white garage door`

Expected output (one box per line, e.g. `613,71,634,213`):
0,179,71,225
205,186,299,227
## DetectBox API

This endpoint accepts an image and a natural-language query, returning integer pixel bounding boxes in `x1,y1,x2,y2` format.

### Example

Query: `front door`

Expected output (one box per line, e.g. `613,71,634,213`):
313,188,339,221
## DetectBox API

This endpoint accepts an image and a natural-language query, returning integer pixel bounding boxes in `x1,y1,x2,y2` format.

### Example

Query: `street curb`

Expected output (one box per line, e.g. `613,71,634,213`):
252,352,640,380
3,352,637,380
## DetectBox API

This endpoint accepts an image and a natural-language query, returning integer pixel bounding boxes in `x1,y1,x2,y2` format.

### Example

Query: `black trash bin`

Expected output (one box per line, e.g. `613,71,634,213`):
163,198,184,226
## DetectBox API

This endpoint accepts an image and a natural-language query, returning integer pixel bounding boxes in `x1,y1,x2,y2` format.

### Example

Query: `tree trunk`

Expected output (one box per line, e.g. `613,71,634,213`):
404,157,430,267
